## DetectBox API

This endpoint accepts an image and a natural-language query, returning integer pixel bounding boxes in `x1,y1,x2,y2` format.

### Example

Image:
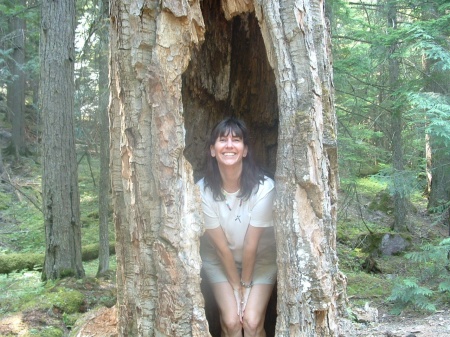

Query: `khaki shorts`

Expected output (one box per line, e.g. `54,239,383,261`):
201,247,277,285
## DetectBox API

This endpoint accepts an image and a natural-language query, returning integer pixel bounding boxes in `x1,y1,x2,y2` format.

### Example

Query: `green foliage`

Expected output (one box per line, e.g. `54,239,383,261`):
34,326,64,337
407,92,450,147
388,277,436,314
44,288,85,314
372,168,417,199
0,271,46,314
0,2,40,88
346,272,394,307
388,238,450,313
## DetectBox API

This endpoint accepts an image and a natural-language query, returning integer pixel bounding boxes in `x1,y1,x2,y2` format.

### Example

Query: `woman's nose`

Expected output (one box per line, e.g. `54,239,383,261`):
226,138,233,147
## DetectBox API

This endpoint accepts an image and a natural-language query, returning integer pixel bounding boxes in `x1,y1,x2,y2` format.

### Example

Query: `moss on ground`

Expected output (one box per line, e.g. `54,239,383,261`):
0,243,115,275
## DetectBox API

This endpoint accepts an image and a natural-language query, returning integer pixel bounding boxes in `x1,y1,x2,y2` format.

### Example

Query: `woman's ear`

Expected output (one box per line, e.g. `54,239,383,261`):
243,145,248,158
210,145,216,157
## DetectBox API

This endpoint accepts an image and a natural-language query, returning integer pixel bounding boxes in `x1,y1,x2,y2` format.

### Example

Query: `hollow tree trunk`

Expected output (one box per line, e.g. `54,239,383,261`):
255,2,345,335
109,0,207,335
110,0,345,336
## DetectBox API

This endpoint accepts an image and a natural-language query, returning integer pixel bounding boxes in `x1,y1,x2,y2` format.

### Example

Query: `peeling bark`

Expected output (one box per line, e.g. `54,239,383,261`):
110,0,345,336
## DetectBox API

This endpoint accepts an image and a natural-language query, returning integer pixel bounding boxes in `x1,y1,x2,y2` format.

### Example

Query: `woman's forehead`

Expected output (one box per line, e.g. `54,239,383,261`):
219,127,243,137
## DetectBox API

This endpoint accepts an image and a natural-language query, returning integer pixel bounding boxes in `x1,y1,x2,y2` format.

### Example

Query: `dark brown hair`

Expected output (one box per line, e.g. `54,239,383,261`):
204,117,264,201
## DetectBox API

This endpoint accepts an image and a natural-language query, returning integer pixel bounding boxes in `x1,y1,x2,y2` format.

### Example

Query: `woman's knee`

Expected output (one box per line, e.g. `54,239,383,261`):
220,313,242,334
242,311,264,335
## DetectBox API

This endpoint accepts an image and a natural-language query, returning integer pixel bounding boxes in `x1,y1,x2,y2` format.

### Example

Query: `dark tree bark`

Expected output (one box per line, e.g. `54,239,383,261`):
40,0,85,280
387,0,408,232
6,0,26,158
422,3,450,213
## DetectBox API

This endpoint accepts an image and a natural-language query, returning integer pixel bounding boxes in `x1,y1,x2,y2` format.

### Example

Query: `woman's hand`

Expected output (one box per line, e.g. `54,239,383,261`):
233,288,242,319
241,286,251,315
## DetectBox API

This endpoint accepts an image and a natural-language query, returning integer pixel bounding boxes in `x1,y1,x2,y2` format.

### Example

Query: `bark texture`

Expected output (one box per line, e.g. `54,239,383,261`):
109,0,208,335
40,0,84,280
111,0,345,335
97,0,111,276
254,1,345,335
7,0,26,157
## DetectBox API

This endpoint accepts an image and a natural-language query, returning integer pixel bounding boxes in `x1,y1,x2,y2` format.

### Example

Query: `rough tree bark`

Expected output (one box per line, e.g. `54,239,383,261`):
40,0,85,280
96,0,111,277
7,0,26,158
109,0,207,335
110,0,345,336
387,0,408,232
255,1,345,335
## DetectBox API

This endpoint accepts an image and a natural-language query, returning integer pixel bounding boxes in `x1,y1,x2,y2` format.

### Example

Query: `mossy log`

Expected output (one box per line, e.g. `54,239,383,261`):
0,242,115,274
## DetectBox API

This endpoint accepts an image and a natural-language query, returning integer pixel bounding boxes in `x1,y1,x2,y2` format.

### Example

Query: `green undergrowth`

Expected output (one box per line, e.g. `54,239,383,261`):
0,154,114,255
0,152,117,336
0,256,117,316
338,176,449,314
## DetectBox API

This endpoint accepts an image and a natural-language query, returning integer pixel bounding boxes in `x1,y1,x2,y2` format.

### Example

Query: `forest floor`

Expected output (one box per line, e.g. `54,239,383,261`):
350,308,450,336
0,157,449,336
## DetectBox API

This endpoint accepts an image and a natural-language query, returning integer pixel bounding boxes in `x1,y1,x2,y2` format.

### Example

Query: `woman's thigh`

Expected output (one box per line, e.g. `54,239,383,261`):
243,284,274,324
211,282,241,322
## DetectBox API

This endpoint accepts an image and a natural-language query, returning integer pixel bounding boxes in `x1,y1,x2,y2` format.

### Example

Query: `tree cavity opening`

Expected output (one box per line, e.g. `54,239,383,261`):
182,0,279,335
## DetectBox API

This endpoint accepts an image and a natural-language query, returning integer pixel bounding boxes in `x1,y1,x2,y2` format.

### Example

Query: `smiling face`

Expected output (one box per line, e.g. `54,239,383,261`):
210,130,248,168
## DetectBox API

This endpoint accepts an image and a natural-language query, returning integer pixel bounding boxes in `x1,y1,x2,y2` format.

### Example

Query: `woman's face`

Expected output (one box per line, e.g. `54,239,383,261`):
210,132,248,168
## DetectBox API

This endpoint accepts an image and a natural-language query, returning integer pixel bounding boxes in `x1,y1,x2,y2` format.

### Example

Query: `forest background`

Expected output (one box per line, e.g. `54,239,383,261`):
0,0,449,336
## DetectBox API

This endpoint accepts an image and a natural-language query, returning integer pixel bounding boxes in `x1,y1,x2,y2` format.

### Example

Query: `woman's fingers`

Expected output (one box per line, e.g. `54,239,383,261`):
233,288,242,318
241,287,251,313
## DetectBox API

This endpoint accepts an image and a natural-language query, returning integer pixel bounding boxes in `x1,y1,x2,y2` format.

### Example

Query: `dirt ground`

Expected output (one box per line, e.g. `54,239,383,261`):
349,308,450,337
2,304,450,337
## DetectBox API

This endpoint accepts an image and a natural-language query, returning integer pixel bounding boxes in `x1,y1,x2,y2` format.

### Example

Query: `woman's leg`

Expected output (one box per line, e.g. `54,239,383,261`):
211,282,243,337
242,284,274,337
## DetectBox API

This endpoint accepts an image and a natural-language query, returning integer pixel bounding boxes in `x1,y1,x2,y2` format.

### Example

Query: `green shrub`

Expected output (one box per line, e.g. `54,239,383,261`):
387,238,450,313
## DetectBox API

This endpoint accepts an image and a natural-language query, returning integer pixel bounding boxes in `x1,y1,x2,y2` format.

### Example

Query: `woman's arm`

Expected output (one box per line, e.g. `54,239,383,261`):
241,225,265,285
205,227,241,290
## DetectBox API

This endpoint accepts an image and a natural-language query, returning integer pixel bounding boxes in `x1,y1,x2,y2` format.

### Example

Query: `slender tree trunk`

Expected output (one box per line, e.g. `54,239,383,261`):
40,0,85,280
422,3,450,212
7,2,26,158
387,0,408,232
96,0,111,277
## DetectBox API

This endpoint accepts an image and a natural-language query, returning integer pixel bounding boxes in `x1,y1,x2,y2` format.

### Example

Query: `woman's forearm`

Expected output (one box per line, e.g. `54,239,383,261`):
241,246,257,284
216,248,241,289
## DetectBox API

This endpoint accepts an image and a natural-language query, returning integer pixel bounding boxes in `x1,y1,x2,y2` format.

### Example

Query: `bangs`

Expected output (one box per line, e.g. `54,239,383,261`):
219,125,244,139
210,118,247,144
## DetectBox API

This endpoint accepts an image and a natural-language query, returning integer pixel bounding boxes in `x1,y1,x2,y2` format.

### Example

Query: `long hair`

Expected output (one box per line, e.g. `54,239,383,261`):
204,117,264,201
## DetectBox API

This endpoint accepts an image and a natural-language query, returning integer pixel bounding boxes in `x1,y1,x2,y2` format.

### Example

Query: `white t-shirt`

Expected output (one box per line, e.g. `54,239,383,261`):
198,177,276,264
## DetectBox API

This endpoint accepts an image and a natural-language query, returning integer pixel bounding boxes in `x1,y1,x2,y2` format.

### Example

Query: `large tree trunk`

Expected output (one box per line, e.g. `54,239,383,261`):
40,0,85,280
110,0,345,336
109,0,207,335
255,2,344,335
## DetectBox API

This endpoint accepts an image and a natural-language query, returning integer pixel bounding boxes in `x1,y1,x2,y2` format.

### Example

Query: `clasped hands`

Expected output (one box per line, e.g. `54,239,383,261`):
233,286,252,322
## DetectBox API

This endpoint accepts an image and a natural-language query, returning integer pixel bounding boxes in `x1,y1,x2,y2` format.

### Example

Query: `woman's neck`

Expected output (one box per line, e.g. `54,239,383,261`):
218,164,242,193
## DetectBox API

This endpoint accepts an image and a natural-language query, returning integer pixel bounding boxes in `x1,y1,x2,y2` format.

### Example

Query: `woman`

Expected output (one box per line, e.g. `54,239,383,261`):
198,117,276,337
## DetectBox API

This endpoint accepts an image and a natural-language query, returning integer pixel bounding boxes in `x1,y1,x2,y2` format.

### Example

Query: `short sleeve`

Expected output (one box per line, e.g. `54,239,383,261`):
249,178,275,228
197,179,221,229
